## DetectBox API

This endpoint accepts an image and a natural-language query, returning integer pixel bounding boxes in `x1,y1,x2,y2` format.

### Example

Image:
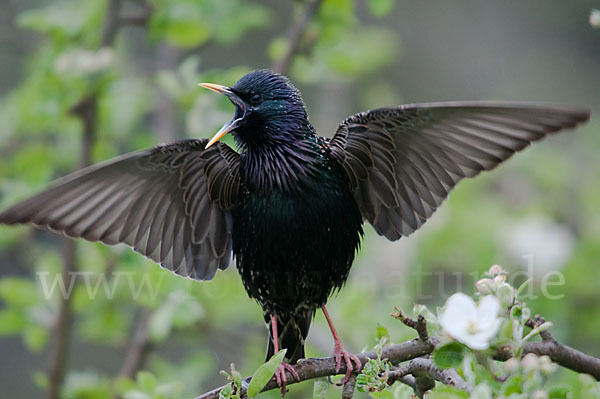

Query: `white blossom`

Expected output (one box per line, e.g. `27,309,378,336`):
55,47,114,76
439,293,502,350
591,9,600,29
504,216,574,277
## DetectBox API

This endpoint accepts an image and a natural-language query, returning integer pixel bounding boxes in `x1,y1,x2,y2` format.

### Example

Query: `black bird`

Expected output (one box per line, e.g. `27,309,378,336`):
0,70,590,390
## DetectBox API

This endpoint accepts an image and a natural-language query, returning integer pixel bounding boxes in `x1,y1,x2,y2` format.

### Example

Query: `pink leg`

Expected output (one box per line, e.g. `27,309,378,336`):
270,313,300,395
322,305,362,385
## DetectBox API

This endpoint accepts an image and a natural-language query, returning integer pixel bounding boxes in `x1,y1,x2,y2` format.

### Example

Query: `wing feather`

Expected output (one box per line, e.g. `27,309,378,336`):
0,139,241,281
329,102,589,240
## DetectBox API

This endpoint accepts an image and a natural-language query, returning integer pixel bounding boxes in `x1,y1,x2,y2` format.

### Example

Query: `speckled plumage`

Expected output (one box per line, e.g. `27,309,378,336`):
0,69,590,369
228,72,364,362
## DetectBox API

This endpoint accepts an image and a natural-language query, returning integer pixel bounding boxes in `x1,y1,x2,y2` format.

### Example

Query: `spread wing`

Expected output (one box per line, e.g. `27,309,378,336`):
0,139,240,280
329,102,589,240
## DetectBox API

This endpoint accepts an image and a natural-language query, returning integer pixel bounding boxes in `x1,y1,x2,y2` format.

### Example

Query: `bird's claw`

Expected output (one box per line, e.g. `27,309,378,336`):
273,362,300,396
333,342,362,385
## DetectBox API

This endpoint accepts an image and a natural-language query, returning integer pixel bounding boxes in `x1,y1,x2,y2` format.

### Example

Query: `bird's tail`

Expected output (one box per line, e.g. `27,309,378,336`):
265,310,314,364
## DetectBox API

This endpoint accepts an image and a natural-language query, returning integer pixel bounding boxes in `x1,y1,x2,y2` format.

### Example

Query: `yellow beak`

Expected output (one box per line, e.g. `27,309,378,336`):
198,83,245,149
198,83,230,95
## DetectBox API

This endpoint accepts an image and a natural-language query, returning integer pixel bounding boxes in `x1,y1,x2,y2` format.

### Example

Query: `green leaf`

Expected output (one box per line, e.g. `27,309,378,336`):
0,277,38,307
322,0,354,20
501,375,522,396
246,349,287,397
496,283,515,307
368,0,394,17
23,324,49,352
149,302,174,342
150,2,212,48
78,305,130,345
62,371,112,399
18,4,84,38
136,371,157,393
212,3,271,44
219,384,233,399
375,323,390,340
548,386,571,399
267,37,289,62
164,20,211,48
322,28,398,77
369,390,395,399
33,371,49,391
433,342,465,369
0,308,27,335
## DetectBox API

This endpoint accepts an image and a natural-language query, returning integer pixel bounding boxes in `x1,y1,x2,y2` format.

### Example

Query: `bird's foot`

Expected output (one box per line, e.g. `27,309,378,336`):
333,341,362,385
273,362,300,396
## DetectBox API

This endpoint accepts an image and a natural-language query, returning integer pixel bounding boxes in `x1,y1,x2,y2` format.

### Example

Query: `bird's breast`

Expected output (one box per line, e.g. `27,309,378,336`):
231,164,363,313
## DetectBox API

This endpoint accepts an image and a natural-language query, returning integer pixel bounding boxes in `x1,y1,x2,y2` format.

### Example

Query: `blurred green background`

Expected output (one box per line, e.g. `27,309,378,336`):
0,0,598,398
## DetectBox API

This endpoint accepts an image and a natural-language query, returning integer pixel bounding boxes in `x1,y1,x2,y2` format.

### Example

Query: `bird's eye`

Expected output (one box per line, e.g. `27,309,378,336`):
250,93,262,104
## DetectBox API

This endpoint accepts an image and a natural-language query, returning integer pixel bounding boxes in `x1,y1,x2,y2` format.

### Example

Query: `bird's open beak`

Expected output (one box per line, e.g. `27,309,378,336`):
199,83,246,149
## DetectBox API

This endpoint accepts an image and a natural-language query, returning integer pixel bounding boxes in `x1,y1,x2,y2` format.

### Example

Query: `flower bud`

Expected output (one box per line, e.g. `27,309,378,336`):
532,390,548,399
476,278,495,295
539,355,558,375
503,357,519,373
536,321,553,333
488,264,506,277
521,353,539,373
494,275,507,285
496,283,515,306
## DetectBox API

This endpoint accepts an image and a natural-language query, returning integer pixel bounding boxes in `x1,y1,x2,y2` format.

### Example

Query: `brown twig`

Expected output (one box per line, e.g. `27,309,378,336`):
119,309,153,378
495,315,600,379
525,341,600,379
271,0,323,75
101,0,122,46
341,374,356,399
494,340,600,380
119,0,152,26
46,240,76,399
392,308,429,342
388,358,470,397
45,1,123,397
526,315,553,342
47,94,99,399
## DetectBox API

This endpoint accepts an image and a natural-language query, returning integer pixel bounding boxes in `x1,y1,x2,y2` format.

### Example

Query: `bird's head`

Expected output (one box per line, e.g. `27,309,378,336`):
200,69,308,149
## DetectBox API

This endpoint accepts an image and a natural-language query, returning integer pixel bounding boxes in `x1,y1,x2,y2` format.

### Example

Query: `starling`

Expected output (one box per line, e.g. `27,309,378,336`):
0,70,590,390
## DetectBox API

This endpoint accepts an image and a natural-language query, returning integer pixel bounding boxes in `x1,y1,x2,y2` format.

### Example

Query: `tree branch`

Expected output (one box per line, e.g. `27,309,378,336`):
46,240,76,399
526,315,553,342
195,315,600,399
388,358,470,397
341,374,356,399
119,0,152,27
119,309,153,378
494,341,600,380
271,0,323,75
194,338,437,399
392,309,429,343
46,94,99,399
101,0,122,46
